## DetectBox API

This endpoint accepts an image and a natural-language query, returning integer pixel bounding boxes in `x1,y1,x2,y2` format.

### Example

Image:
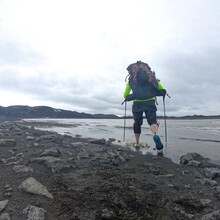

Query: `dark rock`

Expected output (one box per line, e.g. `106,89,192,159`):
30,156,72,173
22,205,47,220
0,139,16,148
100,208,115,219
180,152,219,168
188,160,201,167
180,153,208,164
40,149,61,157
0,200,9,213
201,209,220,220
204,168,220,179
89,138,107,145
197,178,217,186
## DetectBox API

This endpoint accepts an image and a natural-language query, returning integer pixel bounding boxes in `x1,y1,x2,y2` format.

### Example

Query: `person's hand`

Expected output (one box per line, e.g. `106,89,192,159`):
125,94,134,101
157,89,167,97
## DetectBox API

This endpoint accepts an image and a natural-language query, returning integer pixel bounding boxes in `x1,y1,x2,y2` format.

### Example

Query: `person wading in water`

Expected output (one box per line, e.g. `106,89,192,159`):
123,61,167,155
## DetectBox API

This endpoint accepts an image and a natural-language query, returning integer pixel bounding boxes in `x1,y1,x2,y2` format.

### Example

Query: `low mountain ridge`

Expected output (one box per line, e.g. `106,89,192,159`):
0,105,219,119
0,105,119,119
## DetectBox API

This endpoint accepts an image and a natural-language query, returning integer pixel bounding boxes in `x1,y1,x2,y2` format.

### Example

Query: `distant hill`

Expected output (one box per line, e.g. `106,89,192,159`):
0,105,219,119
162,115,220,119
0,105,120,119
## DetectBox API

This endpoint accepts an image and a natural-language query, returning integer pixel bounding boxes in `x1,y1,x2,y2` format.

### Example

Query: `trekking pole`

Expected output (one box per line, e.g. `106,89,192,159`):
163,96,168,148
122,100,127,142
163,93,171,148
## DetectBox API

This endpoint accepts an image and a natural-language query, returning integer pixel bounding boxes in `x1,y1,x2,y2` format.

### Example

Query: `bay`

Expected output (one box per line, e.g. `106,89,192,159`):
23,118,220,164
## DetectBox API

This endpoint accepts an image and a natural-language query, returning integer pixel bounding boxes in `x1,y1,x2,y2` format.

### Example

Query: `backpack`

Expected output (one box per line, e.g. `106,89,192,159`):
126,61,156,84
125,61,166,101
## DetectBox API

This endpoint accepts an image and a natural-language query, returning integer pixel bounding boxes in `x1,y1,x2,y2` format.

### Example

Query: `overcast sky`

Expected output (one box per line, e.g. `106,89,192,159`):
0,0,220,117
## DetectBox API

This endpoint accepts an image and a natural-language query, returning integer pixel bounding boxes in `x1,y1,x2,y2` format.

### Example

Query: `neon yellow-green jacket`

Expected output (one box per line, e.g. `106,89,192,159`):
123,80,164,102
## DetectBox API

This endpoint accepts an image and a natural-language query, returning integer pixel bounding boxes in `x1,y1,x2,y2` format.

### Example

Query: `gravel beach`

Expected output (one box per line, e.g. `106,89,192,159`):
0,118,220,220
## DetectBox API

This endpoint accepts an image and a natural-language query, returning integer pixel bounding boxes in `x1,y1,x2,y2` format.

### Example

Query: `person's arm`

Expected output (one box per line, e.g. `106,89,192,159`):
123,82,135,101
123,82,131,98
156,80,166,97
158,81,164,90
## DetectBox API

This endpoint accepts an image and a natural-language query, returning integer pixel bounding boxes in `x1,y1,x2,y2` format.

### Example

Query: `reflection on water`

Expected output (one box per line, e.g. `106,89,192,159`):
23,118,220,164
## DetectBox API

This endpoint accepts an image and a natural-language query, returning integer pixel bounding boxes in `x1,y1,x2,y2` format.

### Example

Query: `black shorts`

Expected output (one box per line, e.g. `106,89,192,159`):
132,100,157,134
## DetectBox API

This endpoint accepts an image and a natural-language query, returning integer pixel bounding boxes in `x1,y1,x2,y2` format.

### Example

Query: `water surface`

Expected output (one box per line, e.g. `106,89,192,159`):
23,118,220,164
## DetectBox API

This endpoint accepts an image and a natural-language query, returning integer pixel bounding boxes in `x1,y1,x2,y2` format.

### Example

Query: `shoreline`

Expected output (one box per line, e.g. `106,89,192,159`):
0,118,220,219
21,118,220,166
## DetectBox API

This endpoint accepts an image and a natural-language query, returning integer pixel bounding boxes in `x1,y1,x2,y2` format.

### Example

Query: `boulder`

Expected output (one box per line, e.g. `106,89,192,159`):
19,177,53,199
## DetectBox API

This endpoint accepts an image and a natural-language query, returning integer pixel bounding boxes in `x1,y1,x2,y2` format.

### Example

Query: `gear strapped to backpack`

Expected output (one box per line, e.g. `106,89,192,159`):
125,61,166,101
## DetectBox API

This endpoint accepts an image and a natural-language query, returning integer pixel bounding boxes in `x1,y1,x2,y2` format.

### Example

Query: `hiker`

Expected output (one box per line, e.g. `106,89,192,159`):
123,61,166,155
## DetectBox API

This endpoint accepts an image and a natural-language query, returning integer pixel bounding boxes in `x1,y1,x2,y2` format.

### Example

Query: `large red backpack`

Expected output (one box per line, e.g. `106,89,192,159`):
124,61,167,101
126,61,157,85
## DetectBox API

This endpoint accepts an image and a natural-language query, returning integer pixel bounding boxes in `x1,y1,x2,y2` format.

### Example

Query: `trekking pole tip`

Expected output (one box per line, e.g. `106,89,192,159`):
121,100,126,105
166,93,171,98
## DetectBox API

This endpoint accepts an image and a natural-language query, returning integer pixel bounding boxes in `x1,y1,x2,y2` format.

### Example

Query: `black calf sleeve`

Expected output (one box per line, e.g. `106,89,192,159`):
133,122,141,134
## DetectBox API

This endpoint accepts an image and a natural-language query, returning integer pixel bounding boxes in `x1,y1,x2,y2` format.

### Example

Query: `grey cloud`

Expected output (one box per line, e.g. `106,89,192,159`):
156,47,220,116
0,41,45,65
1,43,219,117
0,70,49,94
0,70,122,114
45,88,122,115
161,47,220,84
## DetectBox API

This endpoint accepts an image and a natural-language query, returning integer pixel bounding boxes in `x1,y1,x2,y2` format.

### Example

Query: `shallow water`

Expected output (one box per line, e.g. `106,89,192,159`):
23,118,220,164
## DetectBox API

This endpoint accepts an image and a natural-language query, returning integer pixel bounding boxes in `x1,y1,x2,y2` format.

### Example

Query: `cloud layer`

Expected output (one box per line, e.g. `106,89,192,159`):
0,0,220,116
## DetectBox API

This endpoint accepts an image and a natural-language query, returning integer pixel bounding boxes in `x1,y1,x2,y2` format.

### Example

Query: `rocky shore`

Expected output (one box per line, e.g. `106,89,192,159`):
0,118,220,220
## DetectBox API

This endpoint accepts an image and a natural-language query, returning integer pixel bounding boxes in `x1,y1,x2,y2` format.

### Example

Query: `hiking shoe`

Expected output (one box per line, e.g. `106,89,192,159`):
144,143,150,149
153,135,164,151
133,143,141,150
157,150,164,156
